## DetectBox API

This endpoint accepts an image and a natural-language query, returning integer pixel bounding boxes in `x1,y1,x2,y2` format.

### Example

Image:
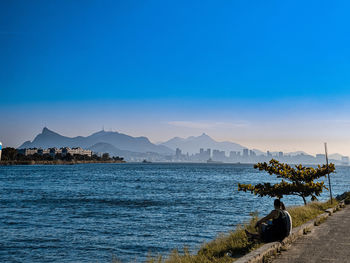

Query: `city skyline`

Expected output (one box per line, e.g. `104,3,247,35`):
11,126,349,162
2,1,350,156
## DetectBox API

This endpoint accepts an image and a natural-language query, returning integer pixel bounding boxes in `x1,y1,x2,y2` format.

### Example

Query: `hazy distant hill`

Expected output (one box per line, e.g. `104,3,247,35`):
269,151,345,160
88,142,132,157
268,151,309,156
19,127,173,154
160,133,263,155
329,153,345,161
18,128,348,161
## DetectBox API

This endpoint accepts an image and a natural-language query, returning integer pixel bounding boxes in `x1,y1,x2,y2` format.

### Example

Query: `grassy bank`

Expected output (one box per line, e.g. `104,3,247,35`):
144,199,338,263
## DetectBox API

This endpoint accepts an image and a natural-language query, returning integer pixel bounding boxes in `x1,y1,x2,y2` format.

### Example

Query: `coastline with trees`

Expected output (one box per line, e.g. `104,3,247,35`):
0,147,125,165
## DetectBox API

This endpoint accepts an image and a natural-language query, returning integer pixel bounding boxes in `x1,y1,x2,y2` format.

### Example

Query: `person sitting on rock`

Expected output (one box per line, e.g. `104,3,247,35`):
245,199,291,242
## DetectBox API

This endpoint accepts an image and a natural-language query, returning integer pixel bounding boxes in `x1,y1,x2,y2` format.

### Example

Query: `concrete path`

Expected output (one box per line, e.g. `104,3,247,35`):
271,205,350,263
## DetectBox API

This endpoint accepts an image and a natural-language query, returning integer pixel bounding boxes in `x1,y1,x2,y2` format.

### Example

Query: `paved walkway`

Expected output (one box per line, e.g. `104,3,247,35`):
272,205,350,263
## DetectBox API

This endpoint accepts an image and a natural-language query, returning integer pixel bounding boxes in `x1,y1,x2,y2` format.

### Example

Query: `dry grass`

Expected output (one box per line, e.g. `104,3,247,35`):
287,199,337,227
143,199,338,263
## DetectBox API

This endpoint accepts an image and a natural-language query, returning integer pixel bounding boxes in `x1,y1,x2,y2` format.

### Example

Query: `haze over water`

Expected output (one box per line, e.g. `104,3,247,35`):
1,163,348,262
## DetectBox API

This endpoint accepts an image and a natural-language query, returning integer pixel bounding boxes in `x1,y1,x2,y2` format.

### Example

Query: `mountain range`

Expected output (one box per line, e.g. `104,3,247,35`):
20,127,173,155
159,133,263,155
18,128,347,160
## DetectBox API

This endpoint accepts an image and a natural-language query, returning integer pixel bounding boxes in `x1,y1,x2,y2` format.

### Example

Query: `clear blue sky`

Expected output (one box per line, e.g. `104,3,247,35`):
1,0,350,155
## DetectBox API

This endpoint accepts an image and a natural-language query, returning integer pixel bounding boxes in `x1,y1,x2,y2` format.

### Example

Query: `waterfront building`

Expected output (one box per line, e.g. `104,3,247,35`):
0,141,2,161
18,147,92,157
48,148,62,157
37,148,50,155
243,148,249,158
18,148,39,156
61,147,92,157
249,150,256,157
198,148,211,161
212,149,225,161
229,151,237,159
175,148,182,160
206,148,211,158
341,156,349,165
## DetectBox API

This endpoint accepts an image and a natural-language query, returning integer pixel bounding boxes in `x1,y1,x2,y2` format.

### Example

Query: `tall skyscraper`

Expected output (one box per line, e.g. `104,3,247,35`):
206,148,211,158
243,148,249,158
175,148,182,159
213,149,225,161
249,150,256,157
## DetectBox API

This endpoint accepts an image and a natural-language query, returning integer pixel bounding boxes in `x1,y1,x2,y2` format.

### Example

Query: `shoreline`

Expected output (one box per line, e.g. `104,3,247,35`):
147,196,348,263
0,160,126,166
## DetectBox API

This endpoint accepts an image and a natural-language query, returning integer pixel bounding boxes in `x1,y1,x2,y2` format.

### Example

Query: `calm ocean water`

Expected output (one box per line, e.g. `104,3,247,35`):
0,163,349,262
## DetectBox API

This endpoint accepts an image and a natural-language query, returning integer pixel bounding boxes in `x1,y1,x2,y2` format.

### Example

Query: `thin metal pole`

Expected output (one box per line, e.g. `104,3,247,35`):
324,142,333,204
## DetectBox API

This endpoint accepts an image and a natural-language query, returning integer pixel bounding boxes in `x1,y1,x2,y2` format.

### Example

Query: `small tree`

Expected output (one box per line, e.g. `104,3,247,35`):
238,159,335,205
2,147,18,161
102,153,110,161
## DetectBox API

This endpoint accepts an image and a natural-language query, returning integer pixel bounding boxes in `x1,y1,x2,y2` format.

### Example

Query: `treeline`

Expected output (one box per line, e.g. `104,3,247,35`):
1,147,124,162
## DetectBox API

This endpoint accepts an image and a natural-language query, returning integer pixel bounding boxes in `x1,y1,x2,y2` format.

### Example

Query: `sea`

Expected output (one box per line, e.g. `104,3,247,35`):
0,163,349,262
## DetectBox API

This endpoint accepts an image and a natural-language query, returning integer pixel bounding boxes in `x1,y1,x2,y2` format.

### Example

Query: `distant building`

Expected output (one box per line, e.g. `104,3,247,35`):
206,148,211,158
61,147,92,157
175,148,182,159
198,148,211,161
49,148,62,157
249,150,256,157
243,148,249,158
229,151,238,159
37,148,50,155
341,156,349,165
18,147,92,157
278,152,283,158
18,148,39,156
212,149,225,161
267,151,272,157
0,141,2,161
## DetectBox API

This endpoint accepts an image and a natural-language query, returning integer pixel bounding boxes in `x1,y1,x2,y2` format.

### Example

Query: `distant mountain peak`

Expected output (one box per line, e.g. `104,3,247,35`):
186,133,213,141
91,130,108,136
199,133,210,138
42,127,50,133
18,127,173,155
160,133,245,154
191,133,214,141
41,127,59,135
